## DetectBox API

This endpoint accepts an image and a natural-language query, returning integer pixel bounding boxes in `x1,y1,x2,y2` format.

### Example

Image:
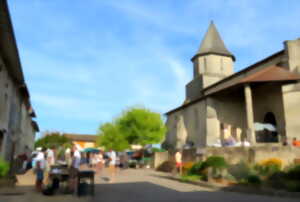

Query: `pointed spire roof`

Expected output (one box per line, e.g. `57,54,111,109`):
192,21,235,61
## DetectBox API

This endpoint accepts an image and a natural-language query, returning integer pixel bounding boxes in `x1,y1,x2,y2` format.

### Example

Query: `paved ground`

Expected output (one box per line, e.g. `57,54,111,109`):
0,168,298,202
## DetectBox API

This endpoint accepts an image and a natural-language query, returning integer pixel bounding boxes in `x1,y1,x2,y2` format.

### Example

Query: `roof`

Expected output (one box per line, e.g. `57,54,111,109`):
203,50,285,93
63,134,97,142
192,21,235,61
241,66,300,83
204,65,300,96
0,0,25,84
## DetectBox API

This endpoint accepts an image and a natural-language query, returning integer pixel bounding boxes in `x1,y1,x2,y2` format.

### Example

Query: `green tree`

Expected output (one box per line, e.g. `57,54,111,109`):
117,107,167,146
96,122,130,151
35,132,72,149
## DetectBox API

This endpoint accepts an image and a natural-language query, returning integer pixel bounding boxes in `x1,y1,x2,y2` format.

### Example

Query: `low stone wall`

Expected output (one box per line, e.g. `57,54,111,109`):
180,146,300,166
154,151,169,169
154,146,300,168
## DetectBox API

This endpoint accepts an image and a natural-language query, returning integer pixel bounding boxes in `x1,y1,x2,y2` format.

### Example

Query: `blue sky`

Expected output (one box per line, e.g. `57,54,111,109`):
8,0,300,137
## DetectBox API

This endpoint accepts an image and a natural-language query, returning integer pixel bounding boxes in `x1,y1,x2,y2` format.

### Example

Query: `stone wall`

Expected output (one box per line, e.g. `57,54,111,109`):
171,146,300,167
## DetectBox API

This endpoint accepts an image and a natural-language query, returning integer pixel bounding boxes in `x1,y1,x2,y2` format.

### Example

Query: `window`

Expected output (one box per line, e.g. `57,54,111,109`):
0,130,4,152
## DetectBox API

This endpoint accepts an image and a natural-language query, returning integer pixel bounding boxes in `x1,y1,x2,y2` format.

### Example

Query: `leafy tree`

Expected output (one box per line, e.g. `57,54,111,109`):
96,122,130,151
117,107,166,146
35,132,72,149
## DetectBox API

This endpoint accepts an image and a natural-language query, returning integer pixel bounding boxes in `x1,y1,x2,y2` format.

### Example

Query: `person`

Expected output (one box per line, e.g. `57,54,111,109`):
35,147,46,192
69,145,81,193
175,150,182,175
65,147,72,166
292,137,300,147
46,146,56,171
96,150,104,174
108,149,117,182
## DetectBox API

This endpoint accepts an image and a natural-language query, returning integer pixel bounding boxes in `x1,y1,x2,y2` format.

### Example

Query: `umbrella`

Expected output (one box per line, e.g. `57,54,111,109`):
83,148,100,153
254,122,277,132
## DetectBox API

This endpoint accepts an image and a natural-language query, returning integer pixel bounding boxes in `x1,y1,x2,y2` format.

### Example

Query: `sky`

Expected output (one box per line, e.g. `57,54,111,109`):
8,0,300,138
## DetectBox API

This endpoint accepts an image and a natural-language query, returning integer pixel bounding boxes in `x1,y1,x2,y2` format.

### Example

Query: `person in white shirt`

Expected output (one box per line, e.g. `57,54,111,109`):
108,149,117,182
175,150,182,175
46,147,55,171
69,145,81,192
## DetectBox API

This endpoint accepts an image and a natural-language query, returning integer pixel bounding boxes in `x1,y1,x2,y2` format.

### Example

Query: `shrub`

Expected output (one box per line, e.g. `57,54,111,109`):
182,162,194,170
205,156,227,169
188,161,208,176
255,158,282,177
259,158,283,168
0,158,9,178
286,165,300,181
228,161,254,181
246,174,261,185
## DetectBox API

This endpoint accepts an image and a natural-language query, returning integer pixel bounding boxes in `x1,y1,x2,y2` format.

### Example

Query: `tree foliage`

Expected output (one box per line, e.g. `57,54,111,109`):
96,107,167,151
96,123,129,151
118,107,166,146
35,132,72,149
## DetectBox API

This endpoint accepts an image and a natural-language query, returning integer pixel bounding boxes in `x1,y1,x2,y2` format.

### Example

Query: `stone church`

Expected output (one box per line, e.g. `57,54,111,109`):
165,22,300,149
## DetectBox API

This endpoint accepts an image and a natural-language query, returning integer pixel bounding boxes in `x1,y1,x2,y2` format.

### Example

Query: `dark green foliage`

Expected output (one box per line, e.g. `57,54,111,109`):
267,171,287,189
205,156,228,169
0,158,9,178
254,164,281,177
187,161,208,175
246,174,261,185
286,165,300,181
35,132,72,149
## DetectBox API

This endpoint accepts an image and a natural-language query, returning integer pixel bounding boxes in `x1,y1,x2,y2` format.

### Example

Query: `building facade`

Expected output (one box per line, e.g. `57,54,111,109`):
165,22,300,149
0,0,39,162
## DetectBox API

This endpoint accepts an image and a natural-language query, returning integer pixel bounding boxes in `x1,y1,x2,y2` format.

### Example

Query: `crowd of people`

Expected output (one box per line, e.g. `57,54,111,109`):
19,145,122,193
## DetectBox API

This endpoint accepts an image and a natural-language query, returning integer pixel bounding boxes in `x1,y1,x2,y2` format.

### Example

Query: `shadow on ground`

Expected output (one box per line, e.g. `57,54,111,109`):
91,181,299,202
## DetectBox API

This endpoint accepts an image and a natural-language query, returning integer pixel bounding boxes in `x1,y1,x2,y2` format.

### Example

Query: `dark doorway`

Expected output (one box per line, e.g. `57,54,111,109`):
263,112,278,142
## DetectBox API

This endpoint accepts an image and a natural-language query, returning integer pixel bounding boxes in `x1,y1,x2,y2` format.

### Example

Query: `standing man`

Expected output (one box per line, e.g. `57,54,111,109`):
69,145,81,193
175,150,182,176
108,149,117,182
46,146,55,171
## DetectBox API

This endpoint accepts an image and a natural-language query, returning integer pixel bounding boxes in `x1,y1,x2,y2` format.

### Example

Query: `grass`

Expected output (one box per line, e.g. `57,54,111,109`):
180,175,202,182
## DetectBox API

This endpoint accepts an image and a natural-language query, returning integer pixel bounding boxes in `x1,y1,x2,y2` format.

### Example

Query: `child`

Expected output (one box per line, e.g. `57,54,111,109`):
36,161,44,192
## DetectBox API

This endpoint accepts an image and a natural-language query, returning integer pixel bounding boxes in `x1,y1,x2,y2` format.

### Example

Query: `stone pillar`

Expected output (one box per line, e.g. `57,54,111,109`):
244,84,256,145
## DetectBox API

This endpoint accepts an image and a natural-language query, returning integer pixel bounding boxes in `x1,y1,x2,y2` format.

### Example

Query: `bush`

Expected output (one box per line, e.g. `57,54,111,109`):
182,162,194,172
255,158,282,177
286,165,300,181
0,158,9,178
246,174,261,185
188,161,207,175
228,161,254,181
205,156,227,169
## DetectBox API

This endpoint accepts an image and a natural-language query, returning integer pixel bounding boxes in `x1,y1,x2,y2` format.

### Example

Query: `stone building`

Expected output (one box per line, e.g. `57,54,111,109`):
165,22,300,149
0,0,39,162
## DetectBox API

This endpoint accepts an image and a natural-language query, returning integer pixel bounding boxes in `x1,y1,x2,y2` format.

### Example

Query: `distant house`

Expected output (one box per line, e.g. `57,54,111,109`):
63,134,97,149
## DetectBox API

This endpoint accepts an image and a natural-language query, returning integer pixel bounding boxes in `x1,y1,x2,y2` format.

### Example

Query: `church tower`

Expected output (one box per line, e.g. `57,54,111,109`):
185,22,235,102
